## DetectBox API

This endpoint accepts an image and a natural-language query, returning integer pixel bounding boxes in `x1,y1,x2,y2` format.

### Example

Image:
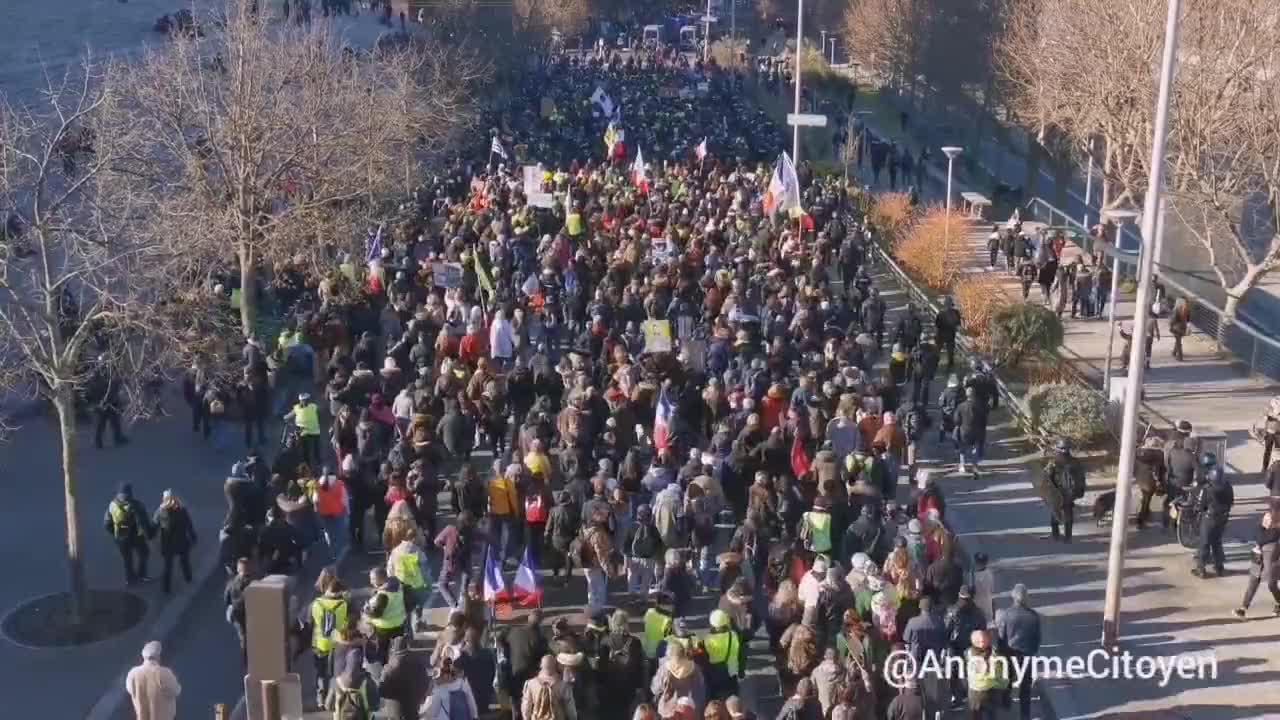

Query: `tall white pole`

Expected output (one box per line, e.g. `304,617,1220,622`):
945,156,955,212
1102,237,1124,393
1083,139,1094,228
792,0,804,164
730,0,736,40
704,0,712,64
1102,0,1181,651
944,155,954,257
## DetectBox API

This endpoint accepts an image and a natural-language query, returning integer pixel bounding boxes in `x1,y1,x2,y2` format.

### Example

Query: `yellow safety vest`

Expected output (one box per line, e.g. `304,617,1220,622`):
368,586,405,631
278,330,300,351
804,511,832,553
967,650,1009,692
294,403,320,436
704,630,740,676
642,609,673,659
230,288,242,310
566,212,584,237
397,552,427,590
311,596,348,654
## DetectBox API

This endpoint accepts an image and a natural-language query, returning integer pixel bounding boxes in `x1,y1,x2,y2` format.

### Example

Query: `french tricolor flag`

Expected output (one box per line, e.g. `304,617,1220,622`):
482,545,510,603
653,385,674,451
513,545,543,608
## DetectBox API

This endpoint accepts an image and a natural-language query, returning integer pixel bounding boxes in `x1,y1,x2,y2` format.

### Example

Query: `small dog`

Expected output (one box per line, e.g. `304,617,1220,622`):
1092,490,1117,526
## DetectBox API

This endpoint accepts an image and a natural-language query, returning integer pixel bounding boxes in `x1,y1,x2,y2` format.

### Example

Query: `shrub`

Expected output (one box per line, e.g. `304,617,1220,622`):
868,192,915,245
953,274,1011,341
1027,383,1112,448
990,303,1065,368
894,206,967,290
710,38,750,70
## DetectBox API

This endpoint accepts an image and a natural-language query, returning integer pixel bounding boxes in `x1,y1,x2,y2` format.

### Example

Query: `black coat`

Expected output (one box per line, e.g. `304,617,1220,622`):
505,624,549,681
153,503,197,556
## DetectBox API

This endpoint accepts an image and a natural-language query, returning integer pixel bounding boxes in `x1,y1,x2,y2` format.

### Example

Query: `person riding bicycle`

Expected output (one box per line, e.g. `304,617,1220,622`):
1193,452,1234,579
1164,421,1198,528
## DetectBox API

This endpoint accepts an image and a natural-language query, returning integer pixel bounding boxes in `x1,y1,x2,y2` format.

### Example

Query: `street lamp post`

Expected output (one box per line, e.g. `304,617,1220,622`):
1083,137,1096,228
828,37,836,64
1101,209,1139,396
703,0,712,64
791,0,804,163
941,145,964,260
1102,0,1182,651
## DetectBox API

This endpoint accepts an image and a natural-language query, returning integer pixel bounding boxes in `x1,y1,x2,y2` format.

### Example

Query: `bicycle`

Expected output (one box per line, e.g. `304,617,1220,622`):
1170,483,1206,550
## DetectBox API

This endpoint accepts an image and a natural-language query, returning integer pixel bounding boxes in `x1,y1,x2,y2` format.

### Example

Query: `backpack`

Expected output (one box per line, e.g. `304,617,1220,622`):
1069,465,1087,500
607,635,640,678
334,682,371,720
109,501,138,541
691,511,714,547
524,677,559,720
629,523,660,559
445,687,475,720
525,494,549,524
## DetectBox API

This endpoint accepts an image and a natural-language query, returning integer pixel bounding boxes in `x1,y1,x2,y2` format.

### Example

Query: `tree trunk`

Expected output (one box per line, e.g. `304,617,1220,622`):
239,252,258,338
54,390,87,624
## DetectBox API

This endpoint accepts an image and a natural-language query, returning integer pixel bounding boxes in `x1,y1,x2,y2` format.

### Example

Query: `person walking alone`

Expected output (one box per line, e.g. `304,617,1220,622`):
152,490,197,594
125,641,180,720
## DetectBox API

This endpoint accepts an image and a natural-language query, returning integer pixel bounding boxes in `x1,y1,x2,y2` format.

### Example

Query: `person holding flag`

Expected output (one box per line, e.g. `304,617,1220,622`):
632,148,649,194
653,378,676,451
490,135,508,162
695,137,708,165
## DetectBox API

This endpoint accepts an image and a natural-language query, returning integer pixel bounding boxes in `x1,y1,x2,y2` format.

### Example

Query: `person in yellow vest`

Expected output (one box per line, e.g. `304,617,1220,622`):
801,496,834,556
285,391,322,467
965,629,1009,719
702,609,743,701
386,535,430,632
565,204,585,237
309,571,349,708
363,566,406,677
642,592,676,676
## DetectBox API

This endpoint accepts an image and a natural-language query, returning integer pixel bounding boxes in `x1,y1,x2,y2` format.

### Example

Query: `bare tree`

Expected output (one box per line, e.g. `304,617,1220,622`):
98,0,483,337
842,0,929,90
999,0,1280,326
0,59,225,621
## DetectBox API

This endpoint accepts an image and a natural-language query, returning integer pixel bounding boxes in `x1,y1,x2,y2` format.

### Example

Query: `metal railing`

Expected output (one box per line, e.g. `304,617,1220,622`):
1023,197,1280,382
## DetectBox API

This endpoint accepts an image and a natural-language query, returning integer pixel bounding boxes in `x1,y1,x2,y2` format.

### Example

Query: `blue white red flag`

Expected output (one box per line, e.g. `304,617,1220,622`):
513,545,543,608
482,545,509,603
763,152,801,216
653,384,674,451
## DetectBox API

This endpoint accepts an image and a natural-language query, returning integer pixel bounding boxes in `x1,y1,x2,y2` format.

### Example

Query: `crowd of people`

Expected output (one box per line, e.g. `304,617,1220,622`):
113,46,1059,720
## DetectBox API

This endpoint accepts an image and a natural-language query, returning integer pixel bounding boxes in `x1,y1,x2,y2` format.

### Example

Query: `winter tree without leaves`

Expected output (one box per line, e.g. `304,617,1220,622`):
999,0,1280,327
98,0,485,337
0,60,227,622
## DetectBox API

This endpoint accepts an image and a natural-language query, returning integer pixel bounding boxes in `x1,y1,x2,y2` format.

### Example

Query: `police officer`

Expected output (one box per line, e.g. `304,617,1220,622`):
1193,452,1234,578
1164,422,1199,527
1042,439,1084,543
285,391,322,468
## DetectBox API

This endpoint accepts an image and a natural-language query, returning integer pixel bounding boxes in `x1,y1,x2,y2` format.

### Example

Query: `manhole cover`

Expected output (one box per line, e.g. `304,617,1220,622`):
2,590,147,648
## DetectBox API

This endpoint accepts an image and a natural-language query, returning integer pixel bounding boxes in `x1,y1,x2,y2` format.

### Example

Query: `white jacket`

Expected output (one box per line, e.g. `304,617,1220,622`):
125,660,181,720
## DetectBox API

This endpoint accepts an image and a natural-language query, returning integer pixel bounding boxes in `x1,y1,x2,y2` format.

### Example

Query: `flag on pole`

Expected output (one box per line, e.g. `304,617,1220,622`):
631,148,649,193
513,545,543,608
653,384,675,450
473,251,495,304
695,138,708,162
366,224,385,275
763,152,801,216
490,136,508,161
589,86,615,118
604,124,622,153
482,545,509,603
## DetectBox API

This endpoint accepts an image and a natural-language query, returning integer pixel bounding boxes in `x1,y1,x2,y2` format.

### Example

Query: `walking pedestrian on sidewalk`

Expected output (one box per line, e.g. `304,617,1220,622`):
1234,501,1280,619
153,490,196,594
125,641,180,720
1168,297,1191,361
987,225,1001,268
934,298,962,370
994,585,1040,720
105,482,153,585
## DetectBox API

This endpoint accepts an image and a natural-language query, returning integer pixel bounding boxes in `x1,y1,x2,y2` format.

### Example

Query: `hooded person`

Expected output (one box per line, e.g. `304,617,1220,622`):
332,646,381,719
125,641,181,720
650,640,707,719
380,635,430,720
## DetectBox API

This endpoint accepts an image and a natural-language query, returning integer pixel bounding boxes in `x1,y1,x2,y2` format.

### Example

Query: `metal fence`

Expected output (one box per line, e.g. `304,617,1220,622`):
1023,197,1280,382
